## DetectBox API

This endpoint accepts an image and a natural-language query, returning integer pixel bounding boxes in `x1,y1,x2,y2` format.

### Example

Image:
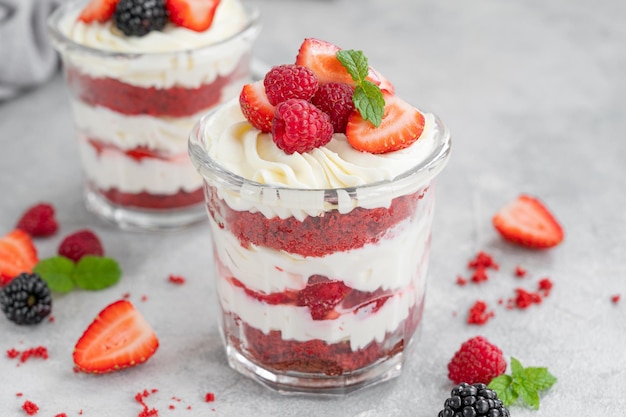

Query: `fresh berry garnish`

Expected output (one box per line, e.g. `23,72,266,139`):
295,38,391,89
239,80,275,133
311,82,355,133
58,229,105,262
166,0,220,32
296,275,350,320
438,383,510,417
113,0,169,37
0,229,38,285
78,0,120,23
263,64,319,106
346,90,425,154
15,203,58,237
492,194,564,249
73,299,159,373
0,273,52,325
447,336,507,385
272,99,334,154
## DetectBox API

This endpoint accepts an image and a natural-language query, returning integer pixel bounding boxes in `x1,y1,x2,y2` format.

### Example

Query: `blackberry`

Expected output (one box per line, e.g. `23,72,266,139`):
0,273,52,325
113,0,168,37
438,383,510,417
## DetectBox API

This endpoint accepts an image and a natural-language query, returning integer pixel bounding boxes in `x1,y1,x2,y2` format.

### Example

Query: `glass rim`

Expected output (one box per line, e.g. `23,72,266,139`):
188,105,452,198
47,0,261,59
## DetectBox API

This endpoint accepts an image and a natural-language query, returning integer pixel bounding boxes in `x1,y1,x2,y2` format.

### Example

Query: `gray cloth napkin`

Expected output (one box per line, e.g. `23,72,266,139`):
0,0,64,101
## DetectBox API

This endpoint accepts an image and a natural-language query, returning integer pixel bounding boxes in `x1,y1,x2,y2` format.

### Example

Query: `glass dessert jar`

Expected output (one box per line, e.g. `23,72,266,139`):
189,102,451,395
47,0,260,230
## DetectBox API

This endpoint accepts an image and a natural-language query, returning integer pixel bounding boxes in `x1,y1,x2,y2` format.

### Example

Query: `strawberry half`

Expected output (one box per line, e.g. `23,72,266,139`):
296,275,350,320
295,38,394,92
492,194,564,249
78,0,120,23
73,300,159,374
0,229,38,285
166,0,220,32
346,91,425,154
239,80,275,132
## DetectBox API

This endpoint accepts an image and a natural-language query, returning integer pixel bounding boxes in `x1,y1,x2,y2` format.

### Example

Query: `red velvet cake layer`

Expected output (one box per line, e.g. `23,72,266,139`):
207,186,428,257
226,301,423,376
65,57,250,117
96,186,204,210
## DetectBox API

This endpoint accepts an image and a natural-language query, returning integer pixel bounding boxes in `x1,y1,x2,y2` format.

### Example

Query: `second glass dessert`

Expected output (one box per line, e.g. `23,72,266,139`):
47,0,260,230
189,38,451,394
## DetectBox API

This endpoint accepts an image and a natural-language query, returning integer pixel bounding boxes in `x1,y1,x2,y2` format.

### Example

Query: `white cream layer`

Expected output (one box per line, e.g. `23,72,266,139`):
77,135,203,194
57,0,253,88
218,272,421,351
203,99,440,219
209,203,433,294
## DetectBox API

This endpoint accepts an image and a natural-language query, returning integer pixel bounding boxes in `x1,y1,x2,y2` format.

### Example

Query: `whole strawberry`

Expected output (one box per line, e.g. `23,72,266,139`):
447,336,506,385
58,229,104,262
16,203,58,237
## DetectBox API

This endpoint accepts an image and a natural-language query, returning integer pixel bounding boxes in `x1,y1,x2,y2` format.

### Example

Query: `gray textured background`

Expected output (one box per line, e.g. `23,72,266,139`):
1,0,625,415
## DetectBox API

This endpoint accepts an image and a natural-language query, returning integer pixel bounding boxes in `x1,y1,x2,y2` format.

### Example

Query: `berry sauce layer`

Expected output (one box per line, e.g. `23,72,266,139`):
207,187,428,257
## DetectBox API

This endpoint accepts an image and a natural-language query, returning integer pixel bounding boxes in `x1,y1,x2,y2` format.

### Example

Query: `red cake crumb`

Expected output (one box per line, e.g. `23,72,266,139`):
54,414,68,417
456,276,467,286
208,186,427,257
205,393,215,402
122,292,131,299
66,57,249,117
22,400,39,415
471,267,489,284
538,278,553,297
468,251,499,270
141,295,148,302
135,390,158,417
514,265,527,277
467,300,494,325
16,392,23,397
169,405,175,410
7,346,49,363
508,288,542,309
98,185,204,210
611,294,621,304
48,316,55,323
168,275,186,285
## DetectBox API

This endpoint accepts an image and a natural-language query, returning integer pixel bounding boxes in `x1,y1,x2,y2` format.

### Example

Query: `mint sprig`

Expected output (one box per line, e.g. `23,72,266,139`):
336,49,385,127
34,255,121,292
488,357,557,410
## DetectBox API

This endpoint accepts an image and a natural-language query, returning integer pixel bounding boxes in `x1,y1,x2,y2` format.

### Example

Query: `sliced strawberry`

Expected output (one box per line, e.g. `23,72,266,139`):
166,0,220,32
78,0,120,23
239,80,275,132
73,300,159,374
492,194,564,249
345,91,425,154
0,229,38,285
295,38,394,91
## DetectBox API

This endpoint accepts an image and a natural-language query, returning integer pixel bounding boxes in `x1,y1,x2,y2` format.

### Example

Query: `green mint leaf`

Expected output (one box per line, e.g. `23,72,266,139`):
514,379,541,410
73,255,121,291
34,256,76,293
488,374,517,406
336,49,369,83
523,367,557,391
510,356,525,379
336,50,385,128
353,81,385,127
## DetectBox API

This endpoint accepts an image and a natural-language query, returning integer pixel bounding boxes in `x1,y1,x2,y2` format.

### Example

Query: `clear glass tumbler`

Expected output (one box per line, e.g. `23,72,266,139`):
189,106,451,395
47,0,260,230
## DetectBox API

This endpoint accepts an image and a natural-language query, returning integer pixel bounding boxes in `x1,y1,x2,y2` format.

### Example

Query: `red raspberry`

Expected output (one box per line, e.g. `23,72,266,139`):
272,99,333,154
311,82,355,133
263,64,319,106
297,275,350,320
16,203,58,237
447,336,506,384
58,229,104,262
